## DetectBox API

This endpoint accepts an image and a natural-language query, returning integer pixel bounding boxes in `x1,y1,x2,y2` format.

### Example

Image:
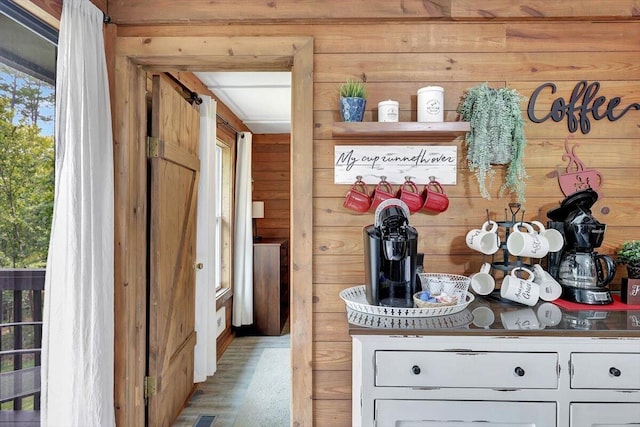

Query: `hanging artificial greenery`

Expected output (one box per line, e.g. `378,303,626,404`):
457,83,528,202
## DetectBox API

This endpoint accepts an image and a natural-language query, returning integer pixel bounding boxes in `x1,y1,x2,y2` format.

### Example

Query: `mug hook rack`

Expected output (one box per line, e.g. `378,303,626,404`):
488,203,533,279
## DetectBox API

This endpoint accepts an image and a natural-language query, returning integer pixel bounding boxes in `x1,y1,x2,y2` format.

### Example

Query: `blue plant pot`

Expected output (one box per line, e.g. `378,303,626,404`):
340,97,366,122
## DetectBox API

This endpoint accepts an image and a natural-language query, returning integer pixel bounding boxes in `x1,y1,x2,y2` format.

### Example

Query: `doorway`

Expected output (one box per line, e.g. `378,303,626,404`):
113,36,314,426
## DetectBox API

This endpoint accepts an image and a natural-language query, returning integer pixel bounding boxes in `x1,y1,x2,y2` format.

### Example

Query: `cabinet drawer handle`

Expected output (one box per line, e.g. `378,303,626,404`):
609,367,622,377
411,365,421,375
514,366,525,377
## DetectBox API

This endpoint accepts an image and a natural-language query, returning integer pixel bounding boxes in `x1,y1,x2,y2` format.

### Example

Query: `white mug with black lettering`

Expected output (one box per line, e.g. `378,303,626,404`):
500,267,540,306
466,220,499,255
507,222,550,258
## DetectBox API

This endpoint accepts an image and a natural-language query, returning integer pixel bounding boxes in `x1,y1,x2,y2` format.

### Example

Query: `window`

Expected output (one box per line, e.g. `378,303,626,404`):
215,139,232,295
0,3,57,413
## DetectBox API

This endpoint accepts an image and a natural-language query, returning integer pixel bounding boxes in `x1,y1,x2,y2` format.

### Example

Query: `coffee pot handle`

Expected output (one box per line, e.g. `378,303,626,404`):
595,254,616,287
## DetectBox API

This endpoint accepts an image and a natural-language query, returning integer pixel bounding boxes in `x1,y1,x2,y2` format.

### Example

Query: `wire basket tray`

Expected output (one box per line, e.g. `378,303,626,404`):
339,285,475,318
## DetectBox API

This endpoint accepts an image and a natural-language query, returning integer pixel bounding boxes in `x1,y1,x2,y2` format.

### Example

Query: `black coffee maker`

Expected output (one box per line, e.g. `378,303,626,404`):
363,199,418,308
547,189,616,304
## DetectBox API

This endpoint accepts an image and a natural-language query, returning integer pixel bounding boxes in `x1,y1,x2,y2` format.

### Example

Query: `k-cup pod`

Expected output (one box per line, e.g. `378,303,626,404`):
507,222,550,258
530,220,564,253
500,267,540,306
470,263,495,295
417,86,444,123
466,220,499,255
378,100,399,122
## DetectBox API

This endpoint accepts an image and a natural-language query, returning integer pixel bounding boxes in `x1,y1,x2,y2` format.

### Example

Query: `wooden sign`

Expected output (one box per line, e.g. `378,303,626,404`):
334,145,457,185
528,80,640,134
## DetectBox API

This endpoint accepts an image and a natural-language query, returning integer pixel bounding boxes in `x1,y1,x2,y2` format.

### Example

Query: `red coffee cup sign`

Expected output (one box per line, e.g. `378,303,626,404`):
370,177,395,211
396,178,423,213
343,177,371,213
421,180,449,213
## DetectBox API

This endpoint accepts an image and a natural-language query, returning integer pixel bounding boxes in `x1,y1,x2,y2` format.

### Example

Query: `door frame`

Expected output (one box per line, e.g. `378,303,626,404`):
113,36,314,426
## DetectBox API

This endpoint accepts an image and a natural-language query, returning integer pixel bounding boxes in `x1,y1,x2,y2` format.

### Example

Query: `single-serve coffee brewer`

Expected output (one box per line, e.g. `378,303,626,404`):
547,189,616,305
364,199,418,308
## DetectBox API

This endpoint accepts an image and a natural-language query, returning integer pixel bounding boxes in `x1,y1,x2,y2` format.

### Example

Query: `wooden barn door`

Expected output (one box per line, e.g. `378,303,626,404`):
146,73,200,427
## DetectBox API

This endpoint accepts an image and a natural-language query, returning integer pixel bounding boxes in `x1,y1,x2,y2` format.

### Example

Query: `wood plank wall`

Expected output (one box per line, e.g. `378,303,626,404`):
114,2,639,425
252,134,291,240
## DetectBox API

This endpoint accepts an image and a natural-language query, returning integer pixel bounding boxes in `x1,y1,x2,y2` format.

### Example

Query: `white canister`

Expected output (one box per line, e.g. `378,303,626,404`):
377,100,399,122
417,86,444,122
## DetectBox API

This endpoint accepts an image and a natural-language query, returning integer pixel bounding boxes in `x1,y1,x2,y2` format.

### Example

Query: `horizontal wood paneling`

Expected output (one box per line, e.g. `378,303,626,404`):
110,1,640,24
314,400,352,427
252,133,290,241
313,341,351,370
313,52,640,83
313,198,640,229
312,370,351,400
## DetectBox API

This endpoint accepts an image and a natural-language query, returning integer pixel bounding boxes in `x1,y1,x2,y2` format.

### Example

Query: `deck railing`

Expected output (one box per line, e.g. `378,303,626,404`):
0,268,44,423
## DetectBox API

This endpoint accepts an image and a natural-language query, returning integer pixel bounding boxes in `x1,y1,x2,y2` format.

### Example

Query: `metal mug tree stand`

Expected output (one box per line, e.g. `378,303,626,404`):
488,203,532,283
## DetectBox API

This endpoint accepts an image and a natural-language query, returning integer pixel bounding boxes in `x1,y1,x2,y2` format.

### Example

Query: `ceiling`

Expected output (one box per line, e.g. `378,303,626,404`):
195,71,292,134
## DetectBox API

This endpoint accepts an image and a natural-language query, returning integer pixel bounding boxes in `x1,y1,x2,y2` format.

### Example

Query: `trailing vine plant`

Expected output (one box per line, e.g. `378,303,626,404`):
457,83,528,202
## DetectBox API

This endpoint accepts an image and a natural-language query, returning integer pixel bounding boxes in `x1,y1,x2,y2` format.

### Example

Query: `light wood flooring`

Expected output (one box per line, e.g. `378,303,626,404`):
171,324,291,427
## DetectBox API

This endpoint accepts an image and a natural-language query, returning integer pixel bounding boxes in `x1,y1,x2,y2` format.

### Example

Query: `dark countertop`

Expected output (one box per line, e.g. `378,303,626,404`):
347,292,640,338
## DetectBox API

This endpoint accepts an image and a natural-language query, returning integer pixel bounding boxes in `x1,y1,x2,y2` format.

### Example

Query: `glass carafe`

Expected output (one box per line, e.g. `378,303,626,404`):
558,251,615,289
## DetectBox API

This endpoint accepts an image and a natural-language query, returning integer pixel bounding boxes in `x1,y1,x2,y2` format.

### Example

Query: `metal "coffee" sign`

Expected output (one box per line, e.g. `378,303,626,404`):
527,80,640,134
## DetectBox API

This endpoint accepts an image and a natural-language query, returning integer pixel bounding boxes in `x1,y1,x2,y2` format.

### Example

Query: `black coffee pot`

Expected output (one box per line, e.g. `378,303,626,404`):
547,189,615,304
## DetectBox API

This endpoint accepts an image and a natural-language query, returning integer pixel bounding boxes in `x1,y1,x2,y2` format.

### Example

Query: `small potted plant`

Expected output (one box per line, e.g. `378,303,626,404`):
616,240,640,279
339,78,367,122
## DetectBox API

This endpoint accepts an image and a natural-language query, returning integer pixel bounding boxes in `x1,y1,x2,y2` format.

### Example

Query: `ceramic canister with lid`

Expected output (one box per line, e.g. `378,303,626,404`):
417,86,444,122
378,100,399,122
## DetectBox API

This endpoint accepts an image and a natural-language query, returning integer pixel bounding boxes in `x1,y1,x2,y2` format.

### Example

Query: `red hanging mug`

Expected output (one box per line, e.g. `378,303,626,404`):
343,177,371,213
370,177,395,211
396,178,423,213
422,180,449,213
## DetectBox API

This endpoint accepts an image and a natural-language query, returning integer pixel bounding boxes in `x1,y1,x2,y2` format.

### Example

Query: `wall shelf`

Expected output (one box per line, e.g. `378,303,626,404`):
332,121,470,139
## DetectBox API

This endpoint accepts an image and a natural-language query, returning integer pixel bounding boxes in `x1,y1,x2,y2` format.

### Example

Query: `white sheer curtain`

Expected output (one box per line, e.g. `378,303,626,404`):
232,132,253,326
41,0,115,426
194,95,217,382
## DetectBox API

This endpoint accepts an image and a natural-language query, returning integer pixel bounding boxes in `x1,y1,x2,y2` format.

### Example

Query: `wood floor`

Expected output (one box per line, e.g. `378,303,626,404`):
171,324,291,427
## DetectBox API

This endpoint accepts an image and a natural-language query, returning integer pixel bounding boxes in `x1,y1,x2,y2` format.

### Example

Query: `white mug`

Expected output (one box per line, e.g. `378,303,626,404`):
530,220,564,253
500,267,540,306
532,264,563,301
501,308,542,330
466,220,499,255
470,262,495,295
507,222,550,258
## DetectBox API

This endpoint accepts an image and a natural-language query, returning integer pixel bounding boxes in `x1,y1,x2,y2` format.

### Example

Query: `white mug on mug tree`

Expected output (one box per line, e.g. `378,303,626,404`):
506,222,550,258
500,267,540,306
466,221,499,255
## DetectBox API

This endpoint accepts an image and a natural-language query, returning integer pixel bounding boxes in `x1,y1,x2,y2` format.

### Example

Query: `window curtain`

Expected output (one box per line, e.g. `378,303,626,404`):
40,0,115,426
232,132,253,326
194,95,217,382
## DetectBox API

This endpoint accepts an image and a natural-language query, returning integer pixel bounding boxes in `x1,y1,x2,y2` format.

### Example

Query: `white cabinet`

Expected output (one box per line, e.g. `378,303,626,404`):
352,335,640,427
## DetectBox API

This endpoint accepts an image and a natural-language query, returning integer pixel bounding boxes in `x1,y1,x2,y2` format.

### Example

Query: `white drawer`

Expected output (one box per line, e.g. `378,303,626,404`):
571,352,640,389
570,403,640,426
376,400,557,426
375,350,558,388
